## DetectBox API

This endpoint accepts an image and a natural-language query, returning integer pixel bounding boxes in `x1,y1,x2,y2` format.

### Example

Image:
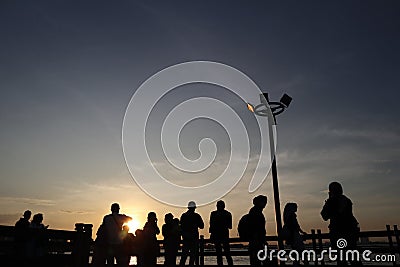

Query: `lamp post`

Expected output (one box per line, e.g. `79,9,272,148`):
247,93,292,253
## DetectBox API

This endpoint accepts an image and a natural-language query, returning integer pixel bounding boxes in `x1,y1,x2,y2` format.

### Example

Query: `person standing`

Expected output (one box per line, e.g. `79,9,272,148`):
121,225,135,267
103,203,132,267
209,200,233,266
179,201,204,266
247,195,268,267
92,223,109,267
283,203,307,266
162,213,181,267
142,212,160,267
14,210,32,263
321,182,361,266
28,213,49,263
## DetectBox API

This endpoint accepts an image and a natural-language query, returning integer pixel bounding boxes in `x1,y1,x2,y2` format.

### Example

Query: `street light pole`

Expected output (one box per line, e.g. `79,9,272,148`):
248,93,292,254
271,156,284,250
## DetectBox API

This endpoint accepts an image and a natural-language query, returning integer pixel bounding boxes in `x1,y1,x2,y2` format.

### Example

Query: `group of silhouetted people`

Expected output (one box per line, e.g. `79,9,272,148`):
91,200,232,267
14,210,49,265
14,181,361,267
279,181,361,267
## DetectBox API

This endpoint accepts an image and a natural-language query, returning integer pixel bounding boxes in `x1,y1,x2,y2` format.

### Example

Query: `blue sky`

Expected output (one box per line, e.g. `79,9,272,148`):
0,1,399,236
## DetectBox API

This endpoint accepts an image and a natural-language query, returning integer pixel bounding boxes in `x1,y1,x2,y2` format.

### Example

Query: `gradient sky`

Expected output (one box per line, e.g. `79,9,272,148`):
1,1,399,238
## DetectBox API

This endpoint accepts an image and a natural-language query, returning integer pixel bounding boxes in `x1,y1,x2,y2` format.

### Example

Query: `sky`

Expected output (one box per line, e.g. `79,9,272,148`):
0,1,399,238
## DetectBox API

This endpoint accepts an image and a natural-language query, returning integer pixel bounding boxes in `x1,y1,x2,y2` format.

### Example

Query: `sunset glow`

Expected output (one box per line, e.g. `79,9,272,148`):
125,218,141,233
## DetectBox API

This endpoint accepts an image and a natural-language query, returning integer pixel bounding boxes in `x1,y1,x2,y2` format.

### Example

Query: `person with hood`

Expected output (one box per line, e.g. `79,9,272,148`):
139,212,160,267
283,202,307,266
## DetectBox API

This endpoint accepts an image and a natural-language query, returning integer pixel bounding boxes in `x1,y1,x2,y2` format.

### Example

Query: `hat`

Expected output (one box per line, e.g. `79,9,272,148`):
188,201,197,208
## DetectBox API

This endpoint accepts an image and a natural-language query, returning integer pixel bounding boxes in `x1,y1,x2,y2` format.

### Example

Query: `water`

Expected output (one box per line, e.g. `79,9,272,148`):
93,251,398,266
129,255,250,265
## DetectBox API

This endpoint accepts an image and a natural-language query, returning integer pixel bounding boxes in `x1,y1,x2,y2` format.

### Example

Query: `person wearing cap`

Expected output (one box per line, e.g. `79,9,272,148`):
248,195,268,266
102,203,132,267
14,210,32,261
209,200,233,266
321,182,361,266
179,201,204,266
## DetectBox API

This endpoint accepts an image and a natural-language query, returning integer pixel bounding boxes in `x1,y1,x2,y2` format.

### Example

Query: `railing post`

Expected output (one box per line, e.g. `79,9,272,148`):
83,224,93,266
317,229,325,266
199,235,205,266
311,229,318,266
73,223,93,267
386,225,396,267
73,223,84,267
393,225,400,264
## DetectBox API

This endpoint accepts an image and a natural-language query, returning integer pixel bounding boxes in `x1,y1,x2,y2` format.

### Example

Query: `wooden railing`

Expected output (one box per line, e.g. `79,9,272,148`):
0,223,92,267
194,226,400,266
0,224,399,266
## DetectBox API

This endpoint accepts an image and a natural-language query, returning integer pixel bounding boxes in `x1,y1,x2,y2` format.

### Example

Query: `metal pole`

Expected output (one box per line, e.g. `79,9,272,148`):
261,94,284,252
271,156,284,251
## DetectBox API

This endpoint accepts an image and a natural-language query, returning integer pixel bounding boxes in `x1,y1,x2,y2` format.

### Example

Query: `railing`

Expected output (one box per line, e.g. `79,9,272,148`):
0,223,92,267
0,224,399,266
194,226,400,266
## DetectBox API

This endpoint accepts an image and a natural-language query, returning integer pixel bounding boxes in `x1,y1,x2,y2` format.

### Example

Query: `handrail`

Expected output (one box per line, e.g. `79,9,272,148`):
1,224,399,266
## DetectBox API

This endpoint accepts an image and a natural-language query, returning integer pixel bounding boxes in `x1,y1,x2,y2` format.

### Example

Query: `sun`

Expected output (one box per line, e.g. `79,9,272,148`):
124,218,141,233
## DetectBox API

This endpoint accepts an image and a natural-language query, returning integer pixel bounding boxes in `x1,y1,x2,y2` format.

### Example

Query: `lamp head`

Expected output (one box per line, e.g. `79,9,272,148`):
260,93,270,104
280,93,292,108
247,103,255,113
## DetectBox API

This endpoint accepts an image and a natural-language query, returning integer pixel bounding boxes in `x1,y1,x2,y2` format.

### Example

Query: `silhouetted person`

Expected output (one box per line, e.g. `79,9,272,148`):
141,212,160,267
209,200,233,266
248,195,268,266
92,223,109,267
162,213,181,267
28,213,48,263
103,203,131,267
283,203,307,266
14,210,31,263
179,201,204,266
135,229,145,267
321,182,361,266
121,225,135,267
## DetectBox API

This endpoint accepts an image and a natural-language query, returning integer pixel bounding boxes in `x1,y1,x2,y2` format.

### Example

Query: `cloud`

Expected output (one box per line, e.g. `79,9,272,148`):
316,126,400,145
0,197,56,206
80,181,137,191
59,209,95,215
0,213,20,224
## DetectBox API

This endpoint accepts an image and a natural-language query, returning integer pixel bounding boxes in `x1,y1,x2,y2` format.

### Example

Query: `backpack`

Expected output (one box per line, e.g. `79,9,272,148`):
238,214,251,241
